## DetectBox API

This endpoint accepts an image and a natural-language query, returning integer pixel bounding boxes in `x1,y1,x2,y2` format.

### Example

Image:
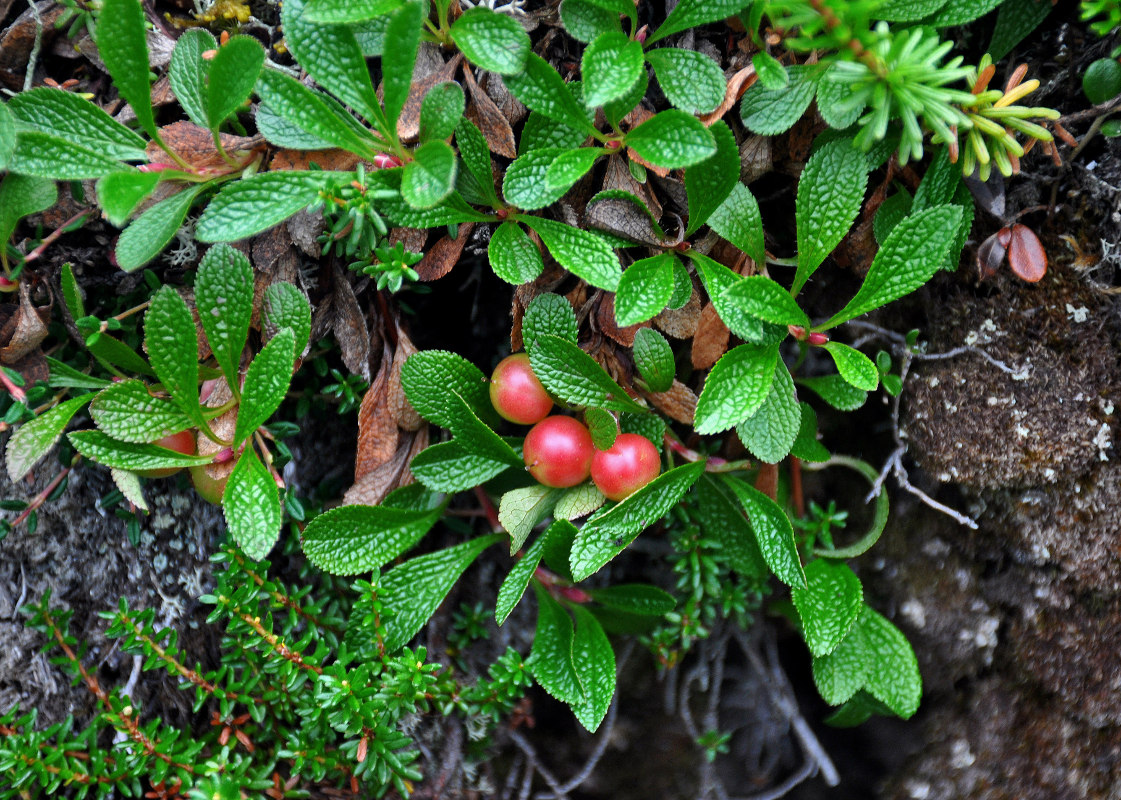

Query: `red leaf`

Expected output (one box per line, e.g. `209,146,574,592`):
1008,223,1047,283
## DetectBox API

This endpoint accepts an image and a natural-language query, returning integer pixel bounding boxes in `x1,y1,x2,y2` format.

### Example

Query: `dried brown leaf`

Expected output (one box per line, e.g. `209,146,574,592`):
388,325,423,431
355,344,398,481
269,147,359,173
654,287,701,339
0,3,66,90
388,227,429,253
145,121,264,172
465,67,518,158
699,64,757,127
643,379,697,425
691,303,729,370
0,284,49,363
415,222,474,282
396,54,461,143
596,293,647,347
343,427,428,506
331,266,372,381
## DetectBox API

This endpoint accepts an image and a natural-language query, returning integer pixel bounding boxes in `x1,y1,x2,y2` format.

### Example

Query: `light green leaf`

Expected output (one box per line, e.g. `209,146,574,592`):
419,81,465,144
489,221,544,285
503,53,598,136
402,140,458,209
632,328,674,393
554,482,606,520
255,69,379,156
410,440,512,492
451,6,532,75
694,476,767,578
569,606,615,732
115,184,206,272
793,139,869,295
721,276,810,328
223,448,281,560
6,394,95,481
145,286,207,433
301,503,442,575
496,520,576,625
625,110,716,169
528,583,584,705
168,28,215,128
196,171,339,242
399,350,495,429
928,0,1002,26
614,253,674,327
60,264,84,321
0,174,57,246
707,183,765,266
96,0,158,139
603,70,648,128
570,462,705,581
85,333,156,378
382,0,427,129
792,560,864,657
591,584,675,616
196,244,254,389
581,31,644,108
520,216,622,291
876,0,947,21
8,132,129,179
752,51,788,89
529,334,645,413
503,148,572,210
736,362,800,464
0,103,14,170
647,0,749,44
89,380,192,443
500,484,561,553
584,407,617,450
47,359,110,391
823,342,878,391
816,74,865,129
523,293,578,350
305,0,401,23
798,374,867,411
110,468,147,512
859,608,922,718
96,171,160,227
7,88,147,161
234,329,296,445
455,118,499,205
262,283,312,356
873,189,913,246
559,0,621,43
68,430,212,472
545,147,604,192
740,64,820,136
684,121,738,236
645,47,725,114
720,475,805,588
693,344,780,434
207,36,265,129
519,110,590,154
255,102,332,150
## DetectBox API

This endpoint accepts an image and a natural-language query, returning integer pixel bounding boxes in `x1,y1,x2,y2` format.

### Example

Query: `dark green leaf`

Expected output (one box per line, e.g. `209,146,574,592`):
68,430,213,472
545,147,604,193
519,110,590,154
529,334,646,413
523,293,578,350
504,148,572,210
410,440,511,492
60,264,85,320
520,216,622,291
647,0,750,44
419,81,465,143
224,447,281,560
694,476,767,578
707,183,765,265
740,64,820,136
798,374,867,411
684,120,738,235
873,189,912,246
690,253,764,343
503,53,599,136
451,6,532,75
489,221,544,285
569,606,615,732
399,350,495,429
255,102,333,149
256,69,379,157
85,333,156,378
207,36,265,129
632,327,674,393
7,88,147,161
500,484,561,553
443,390,522,465
625,110,716,169
911,147,959,213
6,394,95,481
876,0,948,21
196,171,339,242
989,0,1050,61
614,253,675,326
96,0,158,139
169,28,216,128
720,276,809,328
301,503,442,575
528,584,583,705
234,329,296,445
584,407,617,450
115,184,207,272
736,362,800,464
196,244,254,389
792,560,863,657
89,380,192,443
96,171,160,227
645,47,725,115
559,0,621,43
455,118,499,205
928,0,1001,25
694,344,779,434
145,286,207,434
720,475,805,588
790,403,831,463
812,608,871,706
402,140,458,209
581,31,644,108
591,584,675,616
262,282,312,356
304,0,402,23
859,608,922,718
497,520,576,625
9,131,130,179
0,174,57,246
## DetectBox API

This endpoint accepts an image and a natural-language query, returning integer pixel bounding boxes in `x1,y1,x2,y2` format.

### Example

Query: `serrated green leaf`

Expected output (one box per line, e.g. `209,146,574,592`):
304,0,401,23
824,205,962,327
255,103,332,149
812,609,872,706
798,374,867,411
96,171,160,227
581,31,644,108
115,184,206,272
694,476,767,578
301,503,442,575
6,394,95,481
90,380,193,443
168,28,215,128
790,403,831,463
603,70,648,129
503,148,572,210
554,481,606,520
383,0,427,128
989,0,1051,61
720,475,805,588
262,282,312,356
504,53,599,136
529,334,645,413
740,64,820,136
523,293,578,350
684,121,737,236
9,132,129,179
736,362,800,464
60,264,84,320
207,36,264,129
823,342,878,391
570,462,704,581
584,407,618,450
569,606,615,732
545,147,604,192
443,390,522,465
196,245,253,389
645,47,725,115
928,0,1002,26
816,74,865,129
0,103,14,170
707,183,765,266
824,690,897,727
752,51,788,89
859,608,922,718
500,484,561,553
694,343,779,434
876,0,948,21
793,139,869,295
792,560,864,657
520,216,622,291
419,81,465,144
68,430,213,471
451,6,532,75
196,171,339,242
647,0,749,44
625,110,715,169
618,412,664,452
399,350,495,429
85,333,156,378
911,147,959,213
110,468,147,512
410,440,511,492
528,583,584,705
614,254,674,327
223,447,281,560
632,328,674,393
234,329,296,445
402,140,458,209
559,0,621,43
7,88,147,161
145,286,207,434
489,221,544,285
256,69,379,157
47,358,111,390
721,276,810,329
519,110,590,154
591,584,674,616
497,520,576,625
96,0,158,140
0,174,57,246
455,118,499,205
873,190,913,246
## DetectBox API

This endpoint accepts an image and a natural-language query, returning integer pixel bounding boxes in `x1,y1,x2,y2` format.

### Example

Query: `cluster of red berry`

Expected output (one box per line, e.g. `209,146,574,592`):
489,354,660,502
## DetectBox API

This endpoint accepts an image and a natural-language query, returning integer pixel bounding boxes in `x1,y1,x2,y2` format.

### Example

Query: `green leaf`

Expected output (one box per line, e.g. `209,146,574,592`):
554,482,606,520
196,171,339,242
989,0,1051,61
255,103,332,150
928,0,1002,26
615,254,675,327
559,0,621,43
399,350,495,429
235,329,296,445
0,174,57,246
519,110,590,154
793,139,869,295
911,146,959,213
0,103,14,170
591,584,675,616
792,560,864,657
529,334,645,413
647,0,749,44
736,362,800,464
7,88,147,161
858,608,922,718
455,118,499,205
720,475,805,588
60,264,84,320
223,448,281,559
693,476,767,578
520,216,622,291
824,205,962,328
873,189,912,246
720,276,810,328
145,286,208,434
823,342,878,391
798,374,867,411
752,51,788,89
812,609,872,706
8,132,129,179
96,0,158,140
301,503,442,575
528,584,583,705
503,148,573,210
443,390,522,465
625,110,716,169
569,606,615,732
96,171,160,227
684,121,738,236
824,690,896,728
381,0,427,128
6,394,95,481
262,283,312,356
207,36,265,129
379,535,502,652
645,48,725,115
523,293,578,350
68,430,213,472
545,147,604,193
603,70,648,129
451,6,531,75
89,380,192,443
410,440,511,492
740,64,820,136
580,32,644,108
816,74,865,129
504,53,598,136
304,0,402,23
496,520,576,625
195,244,254,389
402,140,458,209
790,403,831,463
632,327,674,393
694,344,779,434
500,484,561,553
489,221,544,285
168,28,215,128
47,359,111,391
85,333,156,378
570,462,704,581
256,69,379,157
707,183,765,266
115,185,206,272
580,407,614,451
876,0,947,21
419,81,465,144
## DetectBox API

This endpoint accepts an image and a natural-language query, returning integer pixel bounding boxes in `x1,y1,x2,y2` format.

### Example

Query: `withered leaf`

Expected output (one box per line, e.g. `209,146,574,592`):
331,265,372,381
0,284,50,364
396,53,462,143
355,343,398,482
198,382,238,482
0,3,66,91
603,154,661,218
388,325,423,431
415,222,475,282
700,64,757,127
654,287,701,339
146,121,265,172
343,427,427,506
691,302,729,370
465,66,518,158
388,227,429,253
596,292,647,347
643,379,697,425
269,147,360,173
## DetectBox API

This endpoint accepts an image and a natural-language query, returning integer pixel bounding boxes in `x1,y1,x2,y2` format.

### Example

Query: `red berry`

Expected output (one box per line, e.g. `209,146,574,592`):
136,430,196,478
591,433,660,501
523,416,594,488
490,353,553,425
189,463,228,505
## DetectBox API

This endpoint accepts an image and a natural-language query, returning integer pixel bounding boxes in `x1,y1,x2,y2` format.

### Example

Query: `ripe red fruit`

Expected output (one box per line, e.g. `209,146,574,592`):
523,415,594,488
591,433,660,501
136,430,196,478
490,353,553,425
189,463,228,505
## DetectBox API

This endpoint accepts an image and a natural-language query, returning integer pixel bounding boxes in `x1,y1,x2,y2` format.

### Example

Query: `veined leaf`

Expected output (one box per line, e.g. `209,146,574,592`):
402,140,458,209
799,374,867,411
60,264,84,321
569,606,616,732
790,403,831,463
520,216,622,291
224,447,281,560
503,148,571,210
645,47,725,114
693,343,780,434
496,520,577,625
97,171,160,227
581,31,644,108
96,0,158,140
256,69,380,157
858,608,922,718
720,475,806,588
740,64,820,136
262,282,312,356
792,559,864,657
0,174,57,246
305,0,402,23
591,583,675,616
90,380,192,443
6,394,95,481
559,0,622,43
8,132,130,179
455,118,500,205
196,245,254,389
419,81,465,144
499,484,561,553
584,407,618,450
554,482,606,520
443,390,522,465
196,171,340,242
489,221,544,285
684,121,738,236
410,440,512,492
168,28,215,128
647,0,750,44
382,0,426,130
504,53,599,136
68,430,213,471
207,36,265,129
399,350,496,429
528,334,646,413
812,607,872,706
632,327,674,393
0,103,14,170
721,276,810,328
736,362,800,464
615,253,675,327
145,287,207,434
451,6,531,75
115,184,207,272
693,476,767,578
528,583,584,705
545,147,604,193
707,183,765,266
234,329,297,446
523,293,579,350
301,503,442,575
625,110,716,169
7,88,147,161
823,342,878,391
